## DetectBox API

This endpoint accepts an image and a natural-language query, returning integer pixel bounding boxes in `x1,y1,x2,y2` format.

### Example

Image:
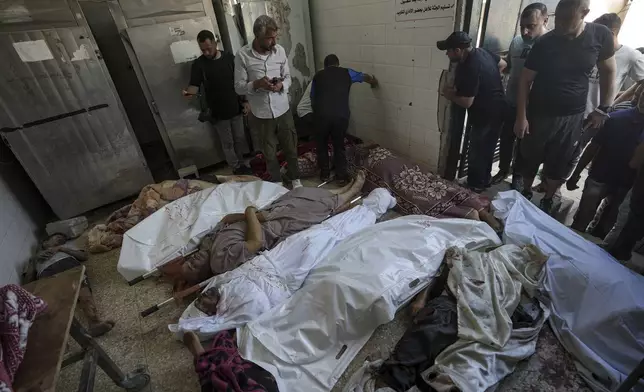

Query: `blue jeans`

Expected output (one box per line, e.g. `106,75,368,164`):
467,122,501,189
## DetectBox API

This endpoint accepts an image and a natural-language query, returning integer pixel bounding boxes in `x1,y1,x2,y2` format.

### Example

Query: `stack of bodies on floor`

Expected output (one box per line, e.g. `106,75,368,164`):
346,244,550,392
170,188,396,338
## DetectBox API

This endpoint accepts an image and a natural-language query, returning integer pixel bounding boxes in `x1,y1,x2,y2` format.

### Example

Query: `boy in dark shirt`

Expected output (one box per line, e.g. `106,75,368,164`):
567,92,644,236
437,32,507,192
514,0,616,213
183,30,251,175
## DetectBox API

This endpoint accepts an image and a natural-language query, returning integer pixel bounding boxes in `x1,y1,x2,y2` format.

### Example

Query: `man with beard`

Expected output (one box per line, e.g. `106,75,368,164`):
514,0,616,214
438,32,507,192
184,30,252,175
234,15,301,188
491,3,549,188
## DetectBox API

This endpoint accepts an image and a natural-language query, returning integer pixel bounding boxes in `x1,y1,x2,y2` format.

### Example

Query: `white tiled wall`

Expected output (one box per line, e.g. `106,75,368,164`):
309,0,454,171
0,162,48,286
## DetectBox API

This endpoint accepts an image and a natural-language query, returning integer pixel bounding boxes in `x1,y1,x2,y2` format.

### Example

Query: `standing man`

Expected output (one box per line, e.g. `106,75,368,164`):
586,13,644,119
183,30,252,175
514,0,616,213
234,15,301,188
438,32,507,192
492,3,549,188
311,54,378,184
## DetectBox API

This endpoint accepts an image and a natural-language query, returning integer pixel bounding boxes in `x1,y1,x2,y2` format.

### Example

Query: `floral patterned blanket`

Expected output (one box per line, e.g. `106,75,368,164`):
0,284,47,391
349,146,489,219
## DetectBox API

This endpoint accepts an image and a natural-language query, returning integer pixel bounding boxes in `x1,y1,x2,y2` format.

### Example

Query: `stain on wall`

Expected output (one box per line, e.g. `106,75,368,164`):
269,0,292,56
293,42,310,77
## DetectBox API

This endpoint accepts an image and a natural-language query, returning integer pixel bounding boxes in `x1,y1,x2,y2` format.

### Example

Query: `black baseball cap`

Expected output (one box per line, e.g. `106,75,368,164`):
437,31,472,50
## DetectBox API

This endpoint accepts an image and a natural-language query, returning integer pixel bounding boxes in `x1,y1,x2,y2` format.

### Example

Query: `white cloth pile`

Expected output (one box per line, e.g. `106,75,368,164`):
493,190,644,392
117,181,288,281
237,217,501,392
418,244,550,391
170,189,396,339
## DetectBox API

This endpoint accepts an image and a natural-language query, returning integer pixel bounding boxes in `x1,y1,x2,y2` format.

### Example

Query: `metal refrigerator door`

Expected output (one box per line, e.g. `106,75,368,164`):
0,27,153,219
125,17,225,169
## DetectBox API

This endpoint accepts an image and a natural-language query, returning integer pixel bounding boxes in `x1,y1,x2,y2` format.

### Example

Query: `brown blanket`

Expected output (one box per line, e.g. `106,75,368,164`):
87,179,214,253
349,145,489,219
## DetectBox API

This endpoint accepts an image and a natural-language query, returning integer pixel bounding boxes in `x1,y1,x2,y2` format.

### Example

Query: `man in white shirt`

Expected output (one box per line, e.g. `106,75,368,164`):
295,82,314,138
586,13,644,118
234,15,301,188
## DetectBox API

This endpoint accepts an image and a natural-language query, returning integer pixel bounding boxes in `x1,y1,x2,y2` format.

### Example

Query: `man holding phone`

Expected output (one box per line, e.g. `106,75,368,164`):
183,30,251,175
234,15,301,188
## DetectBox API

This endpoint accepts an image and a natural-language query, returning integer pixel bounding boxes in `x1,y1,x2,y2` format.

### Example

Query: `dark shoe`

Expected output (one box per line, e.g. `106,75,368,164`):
539,197,554,214
88,320,115,337
511,175,523,191
233,165,253,175
491,171,509,185
521,190,533,200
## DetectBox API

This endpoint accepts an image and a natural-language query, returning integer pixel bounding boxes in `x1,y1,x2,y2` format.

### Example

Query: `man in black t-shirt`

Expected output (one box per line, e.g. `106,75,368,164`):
514,0,616,214
183,30,251,175
437,32,507,191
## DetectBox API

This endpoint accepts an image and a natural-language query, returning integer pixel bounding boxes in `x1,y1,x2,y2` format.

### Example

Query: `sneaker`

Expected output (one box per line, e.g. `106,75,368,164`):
491,171,509,185
233,165,253,175
539,197,554,214
292,179,303,189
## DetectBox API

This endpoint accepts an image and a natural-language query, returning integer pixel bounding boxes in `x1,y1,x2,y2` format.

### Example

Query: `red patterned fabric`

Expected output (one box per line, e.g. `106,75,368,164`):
348,145,489,218
250,139,356,180
0,284,47,391
195,330,278,392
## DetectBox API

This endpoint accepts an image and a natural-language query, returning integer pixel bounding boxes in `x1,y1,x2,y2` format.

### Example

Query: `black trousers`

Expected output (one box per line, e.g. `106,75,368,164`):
498,106,523,175
468,120,502,189
316,115,349,179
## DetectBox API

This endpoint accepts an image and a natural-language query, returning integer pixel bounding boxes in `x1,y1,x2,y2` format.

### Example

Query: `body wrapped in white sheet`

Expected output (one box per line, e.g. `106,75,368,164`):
237,217,501,392
170,189,397,339
117,181,287,281
493,190,644,392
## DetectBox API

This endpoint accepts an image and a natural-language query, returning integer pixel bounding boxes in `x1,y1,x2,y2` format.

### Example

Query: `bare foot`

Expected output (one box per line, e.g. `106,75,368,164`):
88,320,115,337
183,331,205,357
479,209,503,233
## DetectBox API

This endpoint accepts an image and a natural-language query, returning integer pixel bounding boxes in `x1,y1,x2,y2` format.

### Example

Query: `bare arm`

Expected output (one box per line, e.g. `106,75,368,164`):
498,58,507,73
613,82,640,105
514,68,537,138
244,206,264,254
442,87,475,109
597,56,617,107
183,85,199,96
362,74,378,87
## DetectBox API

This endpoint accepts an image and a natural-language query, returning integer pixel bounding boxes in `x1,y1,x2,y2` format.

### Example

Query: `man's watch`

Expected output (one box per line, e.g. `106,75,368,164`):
594,105,612,116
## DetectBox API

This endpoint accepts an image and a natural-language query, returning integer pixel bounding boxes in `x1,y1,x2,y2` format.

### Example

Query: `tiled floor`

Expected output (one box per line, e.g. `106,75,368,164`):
56,171,597,392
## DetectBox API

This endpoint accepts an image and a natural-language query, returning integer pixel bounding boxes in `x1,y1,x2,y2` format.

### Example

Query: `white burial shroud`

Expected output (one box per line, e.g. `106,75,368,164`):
237,216,501,392
170,188,397,339
117,181,288,281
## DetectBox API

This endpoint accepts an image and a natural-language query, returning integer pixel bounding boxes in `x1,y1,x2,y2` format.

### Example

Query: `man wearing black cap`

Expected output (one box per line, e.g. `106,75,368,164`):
438,31,507,192
513,0,616,214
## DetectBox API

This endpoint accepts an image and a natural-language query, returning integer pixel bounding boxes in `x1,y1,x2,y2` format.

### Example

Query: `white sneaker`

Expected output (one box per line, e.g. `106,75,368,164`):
292,179,303,188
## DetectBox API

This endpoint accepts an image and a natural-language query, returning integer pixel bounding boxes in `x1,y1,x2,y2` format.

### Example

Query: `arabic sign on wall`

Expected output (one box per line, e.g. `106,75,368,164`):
396,0,456,22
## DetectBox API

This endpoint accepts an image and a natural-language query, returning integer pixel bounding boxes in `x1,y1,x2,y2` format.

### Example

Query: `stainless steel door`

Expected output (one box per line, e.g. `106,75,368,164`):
125,17,225,169
0,25,153,218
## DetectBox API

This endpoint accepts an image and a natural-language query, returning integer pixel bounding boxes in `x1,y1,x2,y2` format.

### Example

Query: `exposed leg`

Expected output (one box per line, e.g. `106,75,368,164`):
78,285,115,338
328,177,355,195
183,331,205,358
337,170,366,206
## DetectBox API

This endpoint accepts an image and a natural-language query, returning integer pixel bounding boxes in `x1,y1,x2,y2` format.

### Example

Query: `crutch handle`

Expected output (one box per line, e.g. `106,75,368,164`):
127,276,145,286
140,305,159,318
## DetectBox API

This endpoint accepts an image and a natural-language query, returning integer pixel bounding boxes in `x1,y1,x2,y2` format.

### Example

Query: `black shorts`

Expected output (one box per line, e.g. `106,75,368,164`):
521,112,584,181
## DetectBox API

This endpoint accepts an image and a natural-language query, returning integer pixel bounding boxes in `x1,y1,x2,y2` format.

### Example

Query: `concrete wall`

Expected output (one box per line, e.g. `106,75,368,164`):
0,149,51,286
309,0,454,171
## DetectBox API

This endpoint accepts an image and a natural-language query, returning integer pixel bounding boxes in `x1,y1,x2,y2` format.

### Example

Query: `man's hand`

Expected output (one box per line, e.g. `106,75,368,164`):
586,111,607,129
253,77,273,91
242,102,251,116
514,117,529,139
566,174,581,191
270,81,284,93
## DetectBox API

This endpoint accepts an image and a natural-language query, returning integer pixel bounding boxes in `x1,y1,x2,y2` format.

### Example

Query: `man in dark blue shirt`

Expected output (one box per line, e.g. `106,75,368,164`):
567,92,644,237
311,54,377,184
437,32,507,192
